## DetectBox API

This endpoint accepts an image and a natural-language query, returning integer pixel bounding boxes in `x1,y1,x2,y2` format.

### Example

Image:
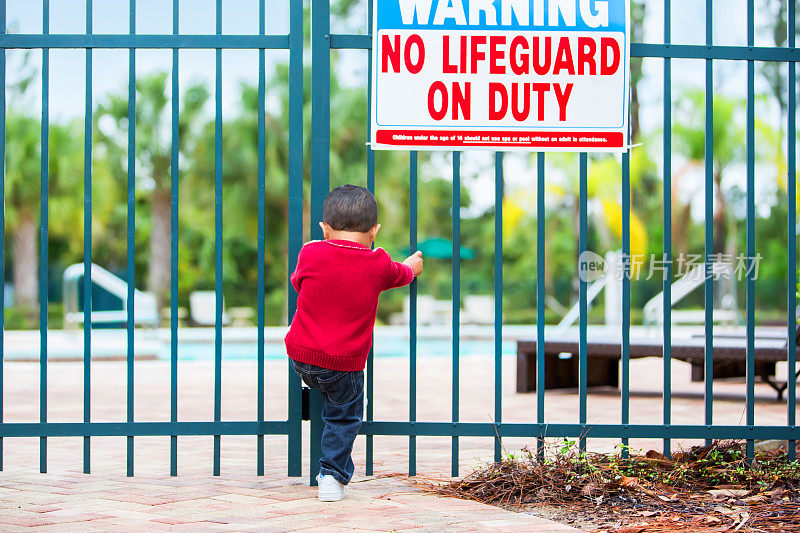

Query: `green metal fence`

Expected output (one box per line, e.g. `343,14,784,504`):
311,0,799,483
0,0,797,486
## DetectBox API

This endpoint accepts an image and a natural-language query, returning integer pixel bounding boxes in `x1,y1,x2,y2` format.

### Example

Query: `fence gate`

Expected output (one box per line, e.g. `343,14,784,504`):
0,0,798,485
0,0,305,478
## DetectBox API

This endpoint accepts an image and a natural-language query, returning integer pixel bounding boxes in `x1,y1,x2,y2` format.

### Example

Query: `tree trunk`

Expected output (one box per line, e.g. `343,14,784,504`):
670,162,696,258
13,210,39,310
713,170,727,255
672,203,692,259
629,1,646,142
630,82,641,143
148,189,172,311
571,193,580,299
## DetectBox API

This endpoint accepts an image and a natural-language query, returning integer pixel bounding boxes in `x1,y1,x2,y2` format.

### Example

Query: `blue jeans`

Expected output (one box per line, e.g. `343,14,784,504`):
290,359,364,485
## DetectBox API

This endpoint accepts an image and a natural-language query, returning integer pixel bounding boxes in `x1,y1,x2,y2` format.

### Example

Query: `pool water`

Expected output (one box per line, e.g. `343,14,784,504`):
165,337,517,361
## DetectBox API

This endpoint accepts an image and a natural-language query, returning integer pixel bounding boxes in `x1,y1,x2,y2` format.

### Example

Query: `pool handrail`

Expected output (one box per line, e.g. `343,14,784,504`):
62,262,159,328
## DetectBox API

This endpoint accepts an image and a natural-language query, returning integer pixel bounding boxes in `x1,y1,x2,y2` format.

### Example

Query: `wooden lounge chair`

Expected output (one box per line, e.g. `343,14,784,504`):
516,325,800,400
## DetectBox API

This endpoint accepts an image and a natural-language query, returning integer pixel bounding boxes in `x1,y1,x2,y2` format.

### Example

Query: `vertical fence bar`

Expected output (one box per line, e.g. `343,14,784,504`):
213,0,223,476
310,0,330,235
0,0,5,473
788,0,797,463
125,0,135,478
578,153,587,453
621,151,631,458
256,0,266,477
83,0,93,475
286,0,303,478
745,0,755,461
409,150,417,476
662,0,672,458
308,0,330,486
365,0,375,478
169,0,179,477
703,0,714,448
451,151,461,478
493,151,503,463
39,0,49,474
308,388,322,482
536,152,545,459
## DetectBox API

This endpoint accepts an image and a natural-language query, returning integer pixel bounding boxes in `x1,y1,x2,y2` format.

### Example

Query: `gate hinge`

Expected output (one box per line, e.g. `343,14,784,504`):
301,386,310,420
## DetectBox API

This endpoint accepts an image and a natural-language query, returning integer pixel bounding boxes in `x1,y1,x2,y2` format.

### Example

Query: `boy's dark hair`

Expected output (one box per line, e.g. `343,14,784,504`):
323,184,378,232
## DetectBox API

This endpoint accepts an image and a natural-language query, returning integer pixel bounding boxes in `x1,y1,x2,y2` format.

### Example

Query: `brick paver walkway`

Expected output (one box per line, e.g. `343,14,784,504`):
0,351,793,531
0,471,584,531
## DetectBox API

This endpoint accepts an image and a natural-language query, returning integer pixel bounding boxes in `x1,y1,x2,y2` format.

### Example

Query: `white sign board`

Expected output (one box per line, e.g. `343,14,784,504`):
370,0,630,152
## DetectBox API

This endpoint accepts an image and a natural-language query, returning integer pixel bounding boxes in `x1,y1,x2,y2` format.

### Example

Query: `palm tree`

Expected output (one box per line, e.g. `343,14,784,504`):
5,113,85,312
4,50,41,311
94,73,209,308
6,113,43,310
524,151,651,300
673,89,745,257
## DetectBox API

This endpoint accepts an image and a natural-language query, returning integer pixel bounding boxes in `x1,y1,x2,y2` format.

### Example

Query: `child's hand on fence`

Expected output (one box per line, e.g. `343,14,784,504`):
403,251,423,277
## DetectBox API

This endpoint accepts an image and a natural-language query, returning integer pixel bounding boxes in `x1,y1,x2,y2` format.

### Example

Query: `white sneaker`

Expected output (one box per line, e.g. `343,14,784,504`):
317,474,346,502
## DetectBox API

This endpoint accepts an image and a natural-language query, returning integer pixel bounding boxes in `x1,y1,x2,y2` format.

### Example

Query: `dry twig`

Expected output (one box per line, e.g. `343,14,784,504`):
415,440,800,532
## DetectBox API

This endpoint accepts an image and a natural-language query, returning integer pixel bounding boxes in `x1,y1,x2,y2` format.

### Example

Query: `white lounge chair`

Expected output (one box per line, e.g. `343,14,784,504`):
461,295,494,324
189,291,230,326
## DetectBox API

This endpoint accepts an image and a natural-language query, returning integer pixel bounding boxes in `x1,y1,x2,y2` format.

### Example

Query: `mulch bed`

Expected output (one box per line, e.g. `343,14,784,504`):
417,441,800,532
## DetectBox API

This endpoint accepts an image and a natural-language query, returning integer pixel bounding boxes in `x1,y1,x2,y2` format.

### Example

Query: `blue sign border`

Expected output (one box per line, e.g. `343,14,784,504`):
378,0,626,33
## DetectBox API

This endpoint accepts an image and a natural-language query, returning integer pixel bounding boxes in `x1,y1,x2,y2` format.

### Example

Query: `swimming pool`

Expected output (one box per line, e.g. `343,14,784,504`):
165,335,518,361
3,324,668,362
0,325,529,361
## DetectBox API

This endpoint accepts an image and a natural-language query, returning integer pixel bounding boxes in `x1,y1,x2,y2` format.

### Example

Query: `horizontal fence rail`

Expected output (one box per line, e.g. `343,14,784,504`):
0,35,291,49
0,0,797,482
0,422,291,437
1,421,798,441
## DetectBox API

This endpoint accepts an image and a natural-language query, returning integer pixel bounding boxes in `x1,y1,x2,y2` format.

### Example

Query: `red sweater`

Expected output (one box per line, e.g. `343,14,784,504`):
285,239,415,371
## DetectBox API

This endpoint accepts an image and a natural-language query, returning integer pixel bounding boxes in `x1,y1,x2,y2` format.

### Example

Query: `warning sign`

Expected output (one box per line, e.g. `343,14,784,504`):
370,0,630,152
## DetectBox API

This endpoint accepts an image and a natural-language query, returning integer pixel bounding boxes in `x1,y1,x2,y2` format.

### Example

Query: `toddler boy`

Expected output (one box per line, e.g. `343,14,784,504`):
285,184,423,501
